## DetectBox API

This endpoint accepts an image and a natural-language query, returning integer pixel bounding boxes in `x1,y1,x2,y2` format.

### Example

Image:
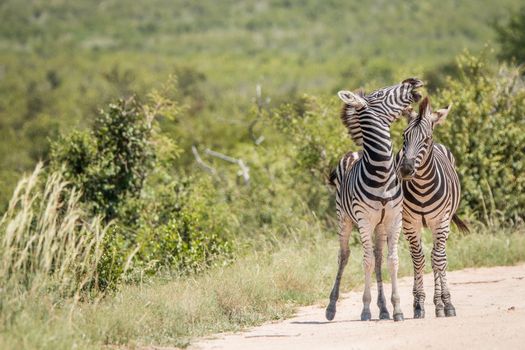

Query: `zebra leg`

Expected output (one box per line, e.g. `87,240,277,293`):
358,219,374,321
374,225,390,320
403,219,426,319
386,213,404,321
431,222,456,317
326,216,352,321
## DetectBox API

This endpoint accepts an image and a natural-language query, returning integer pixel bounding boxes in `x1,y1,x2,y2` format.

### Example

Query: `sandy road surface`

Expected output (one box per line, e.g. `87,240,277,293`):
191,264,525,350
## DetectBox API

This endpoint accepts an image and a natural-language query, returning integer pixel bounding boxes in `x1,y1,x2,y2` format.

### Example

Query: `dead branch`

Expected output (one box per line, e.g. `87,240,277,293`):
205,148,250,185
191,145,218,177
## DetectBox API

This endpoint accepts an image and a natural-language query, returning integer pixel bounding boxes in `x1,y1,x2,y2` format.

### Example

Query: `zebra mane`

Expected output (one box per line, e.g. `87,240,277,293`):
340,89,365,146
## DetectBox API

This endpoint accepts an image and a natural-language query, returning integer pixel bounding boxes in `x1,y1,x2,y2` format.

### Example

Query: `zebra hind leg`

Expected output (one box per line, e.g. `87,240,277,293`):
326,216,352,321
431,224,456,317
439,225,456,317
403,221,426,319
441,269,456,317
374,226,390,320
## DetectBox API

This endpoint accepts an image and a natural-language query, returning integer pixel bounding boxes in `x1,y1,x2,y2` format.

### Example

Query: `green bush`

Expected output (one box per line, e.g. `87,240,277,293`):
494,6,525,64
48,91,234,279
51,97,155,221
266,51,525,226
433,51,525,224
134,177,233,273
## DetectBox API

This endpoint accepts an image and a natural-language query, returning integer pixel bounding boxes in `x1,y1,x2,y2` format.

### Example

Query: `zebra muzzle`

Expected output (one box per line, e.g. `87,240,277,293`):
399,159,416,179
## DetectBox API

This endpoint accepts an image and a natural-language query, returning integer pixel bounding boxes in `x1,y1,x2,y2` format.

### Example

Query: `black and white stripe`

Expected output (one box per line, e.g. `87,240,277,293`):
326,78,423,322
398,96,468,319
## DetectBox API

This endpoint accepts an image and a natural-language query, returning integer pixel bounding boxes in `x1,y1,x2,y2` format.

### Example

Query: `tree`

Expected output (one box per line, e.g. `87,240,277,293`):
495,7,525,64
51,97,154,221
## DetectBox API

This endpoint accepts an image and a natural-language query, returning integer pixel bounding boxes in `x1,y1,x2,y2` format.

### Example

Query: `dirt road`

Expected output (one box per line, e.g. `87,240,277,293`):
191,264,525,350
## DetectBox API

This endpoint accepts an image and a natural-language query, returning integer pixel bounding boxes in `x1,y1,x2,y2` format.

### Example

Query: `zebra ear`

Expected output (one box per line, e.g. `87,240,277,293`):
431,103,452,125
337,90,367,109
418,96,431,117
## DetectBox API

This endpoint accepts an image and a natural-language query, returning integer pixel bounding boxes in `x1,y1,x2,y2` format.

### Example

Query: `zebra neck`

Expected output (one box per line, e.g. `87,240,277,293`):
415,143,436,178
361,121,396,181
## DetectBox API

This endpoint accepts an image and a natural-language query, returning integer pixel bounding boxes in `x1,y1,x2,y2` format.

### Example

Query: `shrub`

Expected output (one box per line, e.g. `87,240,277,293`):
433,51,525,224
51,96,155,221
135,177,233,273
494,6,525,64
48,90,234,278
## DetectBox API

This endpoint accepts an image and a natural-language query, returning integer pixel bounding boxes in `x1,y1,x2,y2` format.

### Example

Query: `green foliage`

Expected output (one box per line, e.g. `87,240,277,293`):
47,89,233,282
433,51,525,224
0,0,523,210
51,97,155,221
134,177,233,273
495,6,525,63
95,224,134,291
270,95,353,175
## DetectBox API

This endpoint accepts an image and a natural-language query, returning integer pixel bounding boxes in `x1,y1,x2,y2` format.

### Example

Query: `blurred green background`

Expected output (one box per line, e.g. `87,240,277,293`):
1,0,523,208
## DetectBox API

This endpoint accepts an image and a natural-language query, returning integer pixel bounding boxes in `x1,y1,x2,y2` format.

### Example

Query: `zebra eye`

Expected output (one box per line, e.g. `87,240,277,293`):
376,91,384,98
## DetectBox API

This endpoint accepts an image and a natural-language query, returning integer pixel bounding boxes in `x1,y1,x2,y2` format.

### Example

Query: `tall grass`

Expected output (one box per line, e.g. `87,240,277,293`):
0,163,108,298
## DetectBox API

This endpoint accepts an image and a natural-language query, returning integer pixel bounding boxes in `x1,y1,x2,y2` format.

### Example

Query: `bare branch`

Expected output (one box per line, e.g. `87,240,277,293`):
191,145,218,177
205,148,250,184
248,84,266,146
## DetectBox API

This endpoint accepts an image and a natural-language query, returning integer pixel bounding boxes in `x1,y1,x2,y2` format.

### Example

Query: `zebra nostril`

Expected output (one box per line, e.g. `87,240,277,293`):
400,159,416,177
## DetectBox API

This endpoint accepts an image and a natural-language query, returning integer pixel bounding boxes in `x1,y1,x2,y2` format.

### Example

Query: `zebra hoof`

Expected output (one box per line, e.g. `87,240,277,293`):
414,303,425,319
445,305,456,317
436,308,446,318
360,309,372,321
393,312,404,322
326,304,336,321
379,310,391,320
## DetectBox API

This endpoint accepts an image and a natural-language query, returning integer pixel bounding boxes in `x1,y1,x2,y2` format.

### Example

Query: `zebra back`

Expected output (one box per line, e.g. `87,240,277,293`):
328,150,362,189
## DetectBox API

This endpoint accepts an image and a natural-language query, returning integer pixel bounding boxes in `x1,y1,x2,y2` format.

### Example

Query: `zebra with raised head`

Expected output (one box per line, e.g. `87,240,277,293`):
398,96,469,319
325,78,423,322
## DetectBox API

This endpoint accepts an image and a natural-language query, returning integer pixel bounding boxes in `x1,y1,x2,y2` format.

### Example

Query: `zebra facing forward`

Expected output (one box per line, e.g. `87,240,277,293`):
326,78,423,322
398,96,469,319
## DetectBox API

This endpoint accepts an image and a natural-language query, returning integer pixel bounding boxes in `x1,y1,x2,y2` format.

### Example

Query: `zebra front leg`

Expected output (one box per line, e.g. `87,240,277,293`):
431,223,456,317
386,214,404,321
374,225,390,320
403,219,426,318
358,220,375,321
326,216,352,321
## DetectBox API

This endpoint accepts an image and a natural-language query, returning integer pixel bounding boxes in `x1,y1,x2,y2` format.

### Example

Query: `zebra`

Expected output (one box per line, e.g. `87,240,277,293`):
398,96,469,319
325,78,423,322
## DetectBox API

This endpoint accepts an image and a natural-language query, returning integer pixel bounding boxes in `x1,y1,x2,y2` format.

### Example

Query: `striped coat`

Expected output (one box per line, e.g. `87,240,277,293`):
326,78,423,322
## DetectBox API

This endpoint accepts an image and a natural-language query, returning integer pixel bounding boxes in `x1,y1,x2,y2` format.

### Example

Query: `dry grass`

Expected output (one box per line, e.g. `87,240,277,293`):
2,224,525,349
0,163,109,298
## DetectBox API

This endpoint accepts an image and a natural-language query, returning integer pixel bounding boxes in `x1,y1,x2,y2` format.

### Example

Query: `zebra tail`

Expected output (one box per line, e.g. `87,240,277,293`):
452,214,470,233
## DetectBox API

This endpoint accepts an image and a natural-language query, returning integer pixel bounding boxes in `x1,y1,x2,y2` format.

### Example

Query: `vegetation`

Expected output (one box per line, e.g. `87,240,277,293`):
2,226,524,349
494,6,525,63
1,1,525,349
0,0,523,208
0,164,108,298
433,52,525,224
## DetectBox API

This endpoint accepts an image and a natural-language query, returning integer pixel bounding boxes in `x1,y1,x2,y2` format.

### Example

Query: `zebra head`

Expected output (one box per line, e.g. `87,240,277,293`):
338,78,424,125
399,96,452,180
